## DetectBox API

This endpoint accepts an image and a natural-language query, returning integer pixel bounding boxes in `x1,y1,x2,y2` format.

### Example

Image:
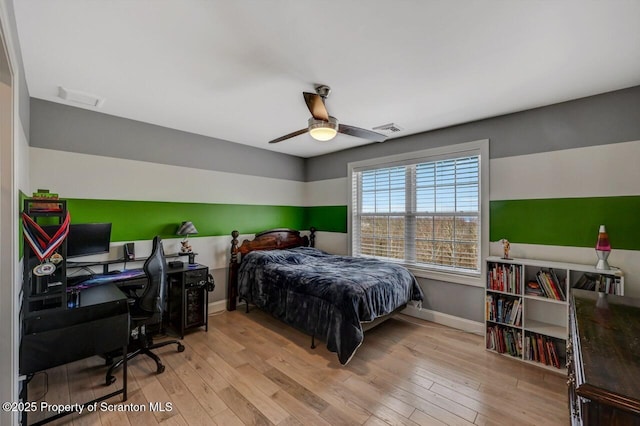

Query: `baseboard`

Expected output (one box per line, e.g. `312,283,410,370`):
208,300,483,335
209,300,225,313
208,299,245,314
402,305,484,335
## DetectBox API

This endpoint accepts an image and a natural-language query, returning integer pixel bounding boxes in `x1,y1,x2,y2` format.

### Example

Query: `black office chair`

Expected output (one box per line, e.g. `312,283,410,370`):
105,236,184,385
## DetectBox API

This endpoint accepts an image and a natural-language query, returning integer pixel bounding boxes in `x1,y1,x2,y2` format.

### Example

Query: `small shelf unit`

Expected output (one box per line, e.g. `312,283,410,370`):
22,199,69,317
484,256,624,373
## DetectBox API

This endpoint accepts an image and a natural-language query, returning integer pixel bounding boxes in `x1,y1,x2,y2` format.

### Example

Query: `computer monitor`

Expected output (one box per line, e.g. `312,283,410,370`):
41,223,112,258
66,223,112,258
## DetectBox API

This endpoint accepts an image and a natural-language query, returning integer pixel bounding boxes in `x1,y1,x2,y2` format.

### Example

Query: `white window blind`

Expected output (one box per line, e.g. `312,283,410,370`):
352,154,481,274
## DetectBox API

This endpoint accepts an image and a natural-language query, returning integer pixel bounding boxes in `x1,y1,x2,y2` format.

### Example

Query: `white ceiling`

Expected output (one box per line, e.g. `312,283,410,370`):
13,1,640,158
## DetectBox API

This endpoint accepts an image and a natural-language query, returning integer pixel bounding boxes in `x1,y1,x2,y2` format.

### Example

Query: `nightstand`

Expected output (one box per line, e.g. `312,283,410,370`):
166,263,211,338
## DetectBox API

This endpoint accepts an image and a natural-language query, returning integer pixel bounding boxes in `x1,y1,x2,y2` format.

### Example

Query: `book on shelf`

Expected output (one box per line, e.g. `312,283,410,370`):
529,334,538,361
573,273,597,291
546,340,561,369
536,335,547,365
534,269,565,301
573,272,623,295
550,269,566,300
507,299,519,324
534,272,550,298
538,273,551,298
513,301,522,326
486,325,522,357
486,295,521,326
487,262,521,294
524,333,561,369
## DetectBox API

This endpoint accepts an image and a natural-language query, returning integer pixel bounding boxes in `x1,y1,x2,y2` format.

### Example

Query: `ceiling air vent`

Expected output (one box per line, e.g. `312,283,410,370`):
58,86,105,107
373,123,403,133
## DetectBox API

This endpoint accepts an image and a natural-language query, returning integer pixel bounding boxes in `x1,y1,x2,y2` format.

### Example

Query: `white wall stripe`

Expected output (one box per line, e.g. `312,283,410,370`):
303,177,348,206
490,139,640,201
30,147,305,206
313,231,348,255
304,141,640,205
37,140,640,209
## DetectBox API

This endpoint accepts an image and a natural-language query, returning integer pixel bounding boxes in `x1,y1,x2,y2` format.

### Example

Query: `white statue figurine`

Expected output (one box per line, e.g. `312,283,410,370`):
180,240,192,253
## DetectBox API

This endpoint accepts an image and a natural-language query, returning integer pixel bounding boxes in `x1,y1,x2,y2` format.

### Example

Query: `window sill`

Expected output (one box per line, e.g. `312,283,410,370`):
407,266,484,288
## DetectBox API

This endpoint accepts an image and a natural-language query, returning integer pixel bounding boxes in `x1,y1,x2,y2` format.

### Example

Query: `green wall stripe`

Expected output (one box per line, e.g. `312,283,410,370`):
490,196,640,250
304,206,348,233
66,199,305,242
31,196,639,251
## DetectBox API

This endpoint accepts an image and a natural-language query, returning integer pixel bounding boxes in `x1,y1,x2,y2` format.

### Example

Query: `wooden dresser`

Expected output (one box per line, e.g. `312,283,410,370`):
568,289,640,425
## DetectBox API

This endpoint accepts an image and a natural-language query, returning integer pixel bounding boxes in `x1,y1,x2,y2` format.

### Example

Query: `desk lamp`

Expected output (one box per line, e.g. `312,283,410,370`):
176,221,198,264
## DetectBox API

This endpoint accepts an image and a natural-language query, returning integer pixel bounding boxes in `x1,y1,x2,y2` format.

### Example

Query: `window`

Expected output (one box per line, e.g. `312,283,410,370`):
349,140,488,283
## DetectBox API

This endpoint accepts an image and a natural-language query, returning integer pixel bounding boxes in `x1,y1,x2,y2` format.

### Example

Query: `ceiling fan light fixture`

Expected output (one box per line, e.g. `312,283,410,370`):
308,117,339,141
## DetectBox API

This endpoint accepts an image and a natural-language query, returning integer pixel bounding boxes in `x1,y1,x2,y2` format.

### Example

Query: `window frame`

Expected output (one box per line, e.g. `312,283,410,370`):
348,139,489,287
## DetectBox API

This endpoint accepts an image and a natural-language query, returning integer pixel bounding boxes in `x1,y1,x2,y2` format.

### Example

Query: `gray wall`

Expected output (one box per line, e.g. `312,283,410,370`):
31,99,305,181
30,86,640,184
305,85,640,181
420,280,484,322
1,0,29,136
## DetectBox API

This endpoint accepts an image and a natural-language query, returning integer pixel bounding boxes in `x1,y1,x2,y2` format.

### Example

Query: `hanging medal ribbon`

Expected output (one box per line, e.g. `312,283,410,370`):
21,211,71,262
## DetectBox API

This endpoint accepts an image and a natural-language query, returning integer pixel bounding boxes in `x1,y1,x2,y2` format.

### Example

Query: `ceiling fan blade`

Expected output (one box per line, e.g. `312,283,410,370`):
303,92,329,121
338,124,388,143
268,128,309,144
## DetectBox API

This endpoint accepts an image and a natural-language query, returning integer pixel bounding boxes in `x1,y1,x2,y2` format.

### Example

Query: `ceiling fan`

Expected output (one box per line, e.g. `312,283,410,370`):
268,85,388,144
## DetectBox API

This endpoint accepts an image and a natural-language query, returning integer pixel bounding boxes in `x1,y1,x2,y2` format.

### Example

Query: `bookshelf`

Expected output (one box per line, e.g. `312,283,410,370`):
485,256,624,373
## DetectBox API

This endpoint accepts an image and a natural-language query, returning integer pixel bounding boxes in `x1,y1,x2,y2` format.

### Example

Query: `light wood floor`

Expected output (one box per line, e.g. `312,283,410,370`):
27,310,569,425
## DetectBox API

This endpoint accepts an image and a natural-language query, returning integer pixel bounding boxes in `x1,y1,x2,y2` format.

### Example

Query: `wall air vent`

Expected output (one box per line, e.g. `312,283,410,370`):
372,123,403,133
58,86,105,107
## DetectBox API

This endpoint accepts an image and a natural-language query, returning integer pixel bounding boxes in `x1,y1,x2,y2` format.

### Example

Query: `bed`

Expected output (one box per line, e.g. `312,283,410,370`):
227,228,424,364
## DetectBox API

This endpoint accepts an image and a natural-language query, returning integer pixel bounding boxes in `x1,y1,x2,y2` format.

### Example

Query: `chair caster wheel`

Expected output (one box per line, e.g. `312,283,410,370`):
106,375,116,386
157,364,165,374
177,344,185,352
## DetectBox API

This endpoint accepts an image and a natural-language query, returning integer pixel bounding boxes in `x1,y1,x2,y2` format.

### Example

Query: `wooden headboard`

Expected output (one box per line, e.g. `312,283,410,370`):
227,228,316,311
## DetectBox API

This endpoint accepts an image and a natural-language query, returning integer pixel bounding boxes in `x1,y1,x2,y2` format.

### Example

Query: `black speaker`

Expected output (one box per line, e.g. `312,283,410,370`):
124,243,135,261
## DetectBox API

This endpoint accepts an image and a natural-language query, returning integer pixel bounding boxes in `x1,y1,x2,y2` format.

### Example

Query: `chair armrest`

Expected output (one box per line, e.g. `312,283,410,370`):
117,277,147,299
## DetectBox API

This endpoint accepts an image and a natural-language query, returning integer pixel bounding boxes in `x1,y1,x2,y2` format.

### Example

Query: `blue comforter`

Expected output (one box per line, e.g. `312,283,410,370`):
238,247,424,364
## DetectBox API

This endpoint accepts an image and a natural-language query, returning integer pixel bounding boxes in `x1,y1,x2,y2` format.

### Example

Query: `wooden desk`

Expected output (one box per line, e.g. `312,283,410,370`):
568,289,640,425
20,284,129,425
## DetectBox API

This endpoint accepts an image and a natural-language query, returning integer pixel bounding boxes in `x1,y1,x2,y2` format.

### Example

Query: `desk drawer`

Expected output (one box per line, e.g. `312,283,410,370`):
184,269,207,286
20,312,128,375
23,298,129,334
